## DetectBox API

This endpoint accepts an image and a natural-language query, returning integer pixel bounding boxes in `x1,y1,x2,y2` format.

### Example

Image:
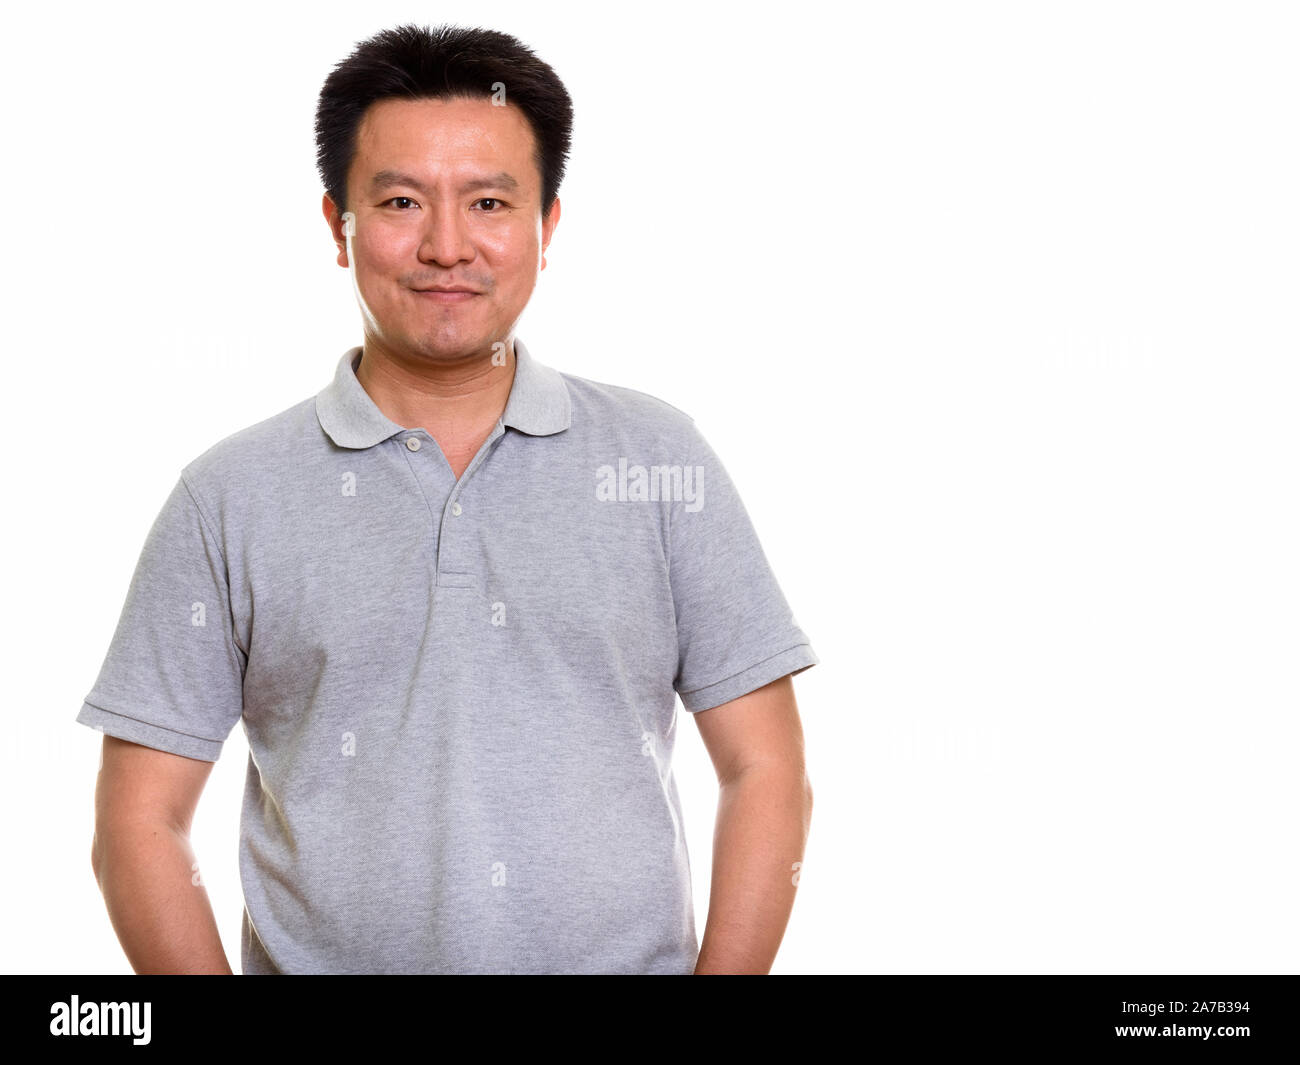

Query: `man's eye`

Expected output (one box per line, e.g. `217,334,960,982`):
381,196,505,211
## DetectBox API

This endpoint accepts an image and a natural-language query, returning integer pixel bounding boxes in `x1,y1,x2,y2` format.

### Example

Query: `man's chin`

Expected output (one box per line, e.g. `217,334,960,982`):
406,330,503,364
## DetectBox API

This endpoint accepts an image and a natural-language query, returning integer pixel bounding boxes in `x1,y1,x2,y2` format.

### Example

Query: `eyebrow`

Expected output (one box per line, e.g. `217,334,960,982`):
368,169,520,195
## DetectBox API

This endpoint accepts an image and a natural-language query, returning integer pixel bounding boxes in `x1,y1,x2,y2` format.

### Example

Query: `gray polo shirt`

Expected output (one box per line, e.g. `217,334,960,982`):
76,338,819,974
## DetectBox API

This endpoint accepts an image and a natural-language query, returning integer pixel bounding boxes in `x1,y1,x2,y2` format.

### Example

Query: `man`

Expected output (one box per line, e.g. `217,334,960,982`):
79,23,818,975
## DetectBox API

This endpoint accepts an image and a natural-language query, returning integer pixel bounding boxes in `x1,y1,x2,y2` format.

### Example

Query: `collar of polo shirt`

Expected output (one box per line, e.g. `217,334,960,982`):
315,337,573,449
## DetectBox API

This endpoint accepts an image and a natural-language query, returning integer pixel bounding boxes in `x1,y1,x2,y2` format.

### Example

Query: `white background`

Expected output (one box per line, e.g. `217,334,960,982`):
3,0,1297,974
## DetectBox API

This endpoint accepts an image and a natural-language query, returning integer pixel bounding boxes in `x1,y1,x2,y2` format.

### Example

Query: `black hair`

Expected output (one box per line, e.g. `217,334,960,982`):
314,23,574,219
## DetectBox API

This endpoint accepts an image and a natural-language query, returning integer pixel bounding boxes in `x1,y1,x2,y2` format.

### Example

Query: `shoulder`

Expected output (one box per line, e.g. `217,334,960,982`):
176,395,318,509
558,370,707,452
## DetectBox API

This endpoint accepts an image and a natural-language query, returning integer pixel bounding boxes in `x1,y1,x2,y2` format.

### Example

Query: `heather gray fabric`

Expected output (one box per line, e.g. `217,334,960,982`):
76,338,819,974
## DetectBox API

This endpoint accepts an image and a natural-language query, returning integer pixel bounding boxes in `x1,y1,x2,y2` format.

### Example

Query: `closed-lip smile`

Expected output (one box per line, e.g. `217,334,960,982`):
412,285,480,303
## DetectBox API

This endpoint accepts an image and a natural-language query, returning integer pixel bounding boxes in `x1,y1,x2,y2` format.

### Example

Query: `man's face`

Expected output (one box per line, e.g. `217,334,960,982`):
327,95,559,362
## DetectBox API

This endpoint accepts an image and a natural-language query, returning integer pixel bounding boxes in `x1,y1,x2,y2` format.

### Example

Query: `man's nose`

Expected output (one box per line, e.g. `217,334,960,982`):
417,202,476,265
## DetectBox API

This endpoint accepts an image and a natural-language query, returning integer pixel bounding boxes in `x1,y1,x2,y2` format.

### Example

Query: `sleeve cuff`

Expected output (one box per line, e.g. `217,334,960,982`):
677,643,819,713
75,701,227,762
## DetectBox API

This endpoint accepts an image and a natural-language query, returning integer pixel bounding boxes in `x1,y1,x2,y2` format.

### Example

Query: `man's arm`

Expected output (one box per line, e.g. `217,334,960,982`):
90,735,233,974
690,674,813,975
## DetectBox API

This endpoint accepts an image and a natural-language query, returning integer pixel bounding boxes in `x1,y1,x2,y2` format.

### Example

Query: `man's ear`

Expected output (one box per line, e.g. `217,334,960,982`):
541,196,561,269
323,193,347,267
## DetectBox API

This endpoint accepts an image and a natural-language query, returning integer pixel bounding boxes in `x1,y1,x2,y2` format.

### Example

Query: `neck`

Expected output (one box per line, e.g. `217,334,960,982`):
354,337,517,437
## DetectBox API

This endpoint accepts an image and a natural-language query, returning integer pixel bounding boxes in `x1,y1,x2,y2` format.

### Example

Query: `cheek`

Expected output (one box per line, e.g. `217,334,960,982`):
356,238,401,282
487,222,540,269
359,218,421,257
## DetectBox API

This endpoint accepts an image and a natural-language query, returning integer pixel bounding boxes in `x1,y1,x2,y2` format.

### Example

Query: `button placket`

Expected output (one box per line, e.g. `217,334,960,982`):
431,423,503,586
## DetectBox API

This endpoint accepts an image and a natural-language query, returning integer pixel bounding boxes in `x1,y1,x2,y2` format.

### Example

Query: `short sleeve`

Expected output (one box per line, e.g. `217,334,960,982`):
669,421,819,712
75,472,246,761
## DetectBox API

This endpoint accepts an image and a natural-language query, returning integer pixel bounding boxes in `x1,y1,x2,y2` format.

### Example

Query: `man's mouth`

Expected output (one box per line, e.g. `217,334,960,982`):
412,287,479,303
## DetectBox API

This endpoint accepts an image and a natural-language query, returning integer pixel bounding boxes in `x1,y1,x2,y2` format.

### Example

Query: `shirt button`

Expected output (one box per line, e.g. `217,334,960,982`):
405,437,421,452
451,501,462,516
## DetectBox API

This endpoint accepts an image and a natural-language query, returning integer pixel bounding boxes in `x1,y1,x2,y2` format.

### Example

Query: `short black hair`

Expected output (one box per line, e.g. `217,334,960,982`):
314,23,574,219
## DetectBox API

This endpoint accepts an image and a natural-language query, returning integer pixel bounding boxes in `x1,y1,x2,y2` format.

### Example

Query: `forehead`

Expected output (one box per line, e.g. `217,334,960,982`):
352,96,538,181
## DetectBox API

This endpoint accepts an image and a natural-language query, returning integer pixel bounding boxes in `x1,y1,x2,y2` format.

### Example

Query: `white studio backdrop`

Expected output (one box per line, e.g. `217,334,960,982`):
1,0,1296,974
